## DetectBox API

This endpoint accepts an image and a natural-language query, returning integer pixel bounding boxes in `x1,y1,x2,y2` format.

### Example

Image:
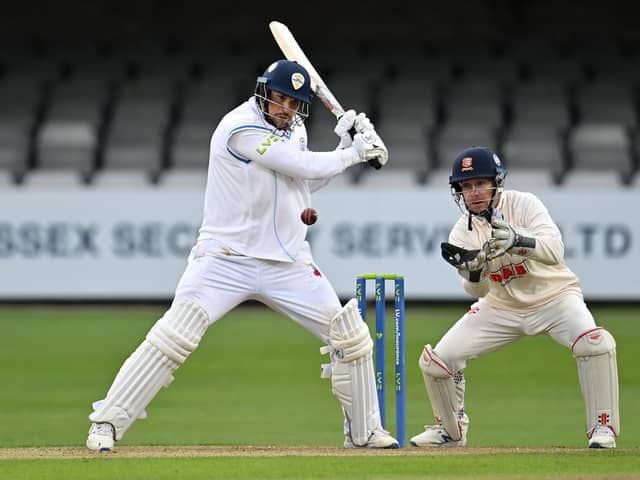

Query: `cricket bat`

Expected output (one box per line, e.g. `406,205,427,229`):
269,20,346,119
268,20,385,169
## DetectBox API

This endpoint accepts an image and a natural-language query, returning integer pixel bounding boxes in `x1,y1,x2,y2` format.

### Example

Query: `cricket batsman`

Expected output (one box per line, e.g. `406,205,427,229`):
86,59,398,451
410,146,620,449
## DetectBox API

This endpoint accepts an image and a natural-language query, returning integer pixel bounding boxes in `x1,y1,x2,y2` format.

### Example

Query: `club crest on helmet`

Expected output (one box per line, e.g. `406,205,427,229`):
291,72,305,90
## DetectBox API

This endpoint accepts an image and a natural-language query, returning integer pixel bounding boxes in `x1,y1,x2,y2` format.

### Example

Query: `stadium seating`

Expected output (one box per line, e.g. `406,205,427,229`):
1,30,639,191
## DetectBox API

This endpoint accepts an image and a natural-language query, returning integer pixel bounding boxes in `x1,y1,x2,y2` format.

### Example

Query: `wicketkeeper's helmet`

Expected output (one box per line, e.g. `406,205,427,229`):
449,146,508,227
449,146,507,193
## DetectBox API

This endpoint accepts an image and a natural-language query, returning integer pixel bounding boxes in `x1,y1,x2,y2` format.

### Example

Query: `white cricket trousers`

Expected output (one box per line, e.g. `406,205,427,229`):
433,292,598,372
173,238,342,342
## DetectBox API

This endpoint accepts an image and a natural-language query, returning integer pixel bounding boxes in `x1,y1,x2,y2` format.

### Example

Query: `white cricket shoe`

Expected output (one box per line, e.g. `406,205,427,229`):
344,429,400,449
86,422,115,452
588,426,616,449
410,414,469,447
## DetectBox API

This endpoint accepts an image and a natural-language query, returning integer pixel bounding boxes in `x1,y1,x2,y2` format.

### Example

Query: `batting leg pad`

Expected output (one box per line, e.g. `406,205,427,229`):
572,327,619,437
419,345,462,442
320,298,379,447
89,300,209,440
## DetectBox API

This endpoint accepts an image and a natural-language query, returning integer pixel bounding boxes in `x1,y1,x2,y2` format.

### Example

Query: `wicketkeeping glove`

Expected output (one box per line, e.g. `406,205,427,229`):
334,109,357,149
441,242,488,282
487,217,537,260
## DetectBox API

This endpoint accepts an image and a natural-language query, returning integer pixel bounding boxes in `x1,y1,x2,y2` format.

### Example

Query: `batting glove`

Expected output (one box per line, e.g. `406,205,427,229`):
352,129,388,169
354,112,374,134
334,109,356,149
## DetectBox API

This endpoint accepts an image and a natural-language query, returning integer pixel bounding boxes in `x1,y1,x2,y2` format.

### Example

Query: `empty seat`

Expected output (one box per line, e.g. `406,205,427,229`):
574,80,637,127
169,71,243,170
434,124,498,169
0,169,17,188
377,75,439,133
448,45,519,85
321,55,383,117
91,168,156,188
0,73,44,178
561,170,623,189
359,122,430,184
35,122,97,177
35,72,108,176
500,125,566,181
99,75,174,181
508,80,571,129
502,168,556,191
21,169,86,188
512,39,584,86
171,123,212,170
564,123,633,185
176,75,239,132
157,168,208,190
423,167,454,188
0,124,30,181
442,77,505,129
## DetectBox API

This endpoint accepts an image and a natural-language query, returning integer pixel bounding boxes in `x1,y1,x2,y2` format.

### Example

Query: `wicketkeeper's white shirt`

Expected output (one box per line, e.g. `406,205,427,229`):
449,190,583,312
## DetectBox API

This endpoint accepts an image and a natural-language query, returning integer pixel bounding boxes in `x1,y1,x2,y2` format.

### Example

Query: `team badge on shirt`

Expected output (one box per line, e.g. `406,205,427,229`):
291,72,305,90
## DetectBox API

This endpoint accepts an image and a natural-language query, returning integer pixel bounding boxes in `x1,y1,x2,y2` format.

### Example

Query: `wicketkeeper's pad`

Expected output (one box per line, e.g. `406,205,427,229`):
419,344,463,441
573,327,619,437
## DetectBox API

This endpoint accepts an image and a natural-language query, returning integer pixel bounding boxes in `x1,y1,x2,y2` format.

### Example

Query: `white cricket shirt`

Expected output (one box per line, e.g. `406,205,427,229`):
449,190,583,312
197,97,359,262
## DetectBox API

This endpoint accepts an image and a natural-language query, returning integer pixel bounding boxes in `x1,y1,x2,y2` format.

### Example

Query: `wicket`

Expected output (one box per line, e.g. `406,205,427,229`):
356,273,406,447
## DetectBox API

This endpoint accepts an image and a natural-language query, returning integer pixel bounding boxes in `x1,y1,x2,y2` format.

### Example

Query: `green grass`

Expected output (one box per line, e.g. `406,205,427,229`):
1,303,639,478
1,452,639,480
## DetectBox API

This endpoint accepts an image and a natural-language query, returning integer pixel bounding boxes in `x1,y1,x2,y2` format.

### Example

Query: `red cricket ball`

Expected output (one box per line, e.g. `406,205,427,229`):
301,208,318,225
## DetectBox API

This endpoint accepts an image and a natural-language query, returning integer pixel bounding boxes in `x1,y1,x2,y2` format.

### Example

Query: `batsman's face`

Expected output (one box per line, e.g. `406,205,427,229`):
267,91,302,129
460,178,497,214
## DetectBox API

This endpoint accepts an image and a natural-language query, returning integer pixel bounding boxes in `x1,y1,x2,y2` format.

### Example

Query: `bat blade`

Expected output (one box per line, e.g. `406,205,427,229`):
269,21,345,118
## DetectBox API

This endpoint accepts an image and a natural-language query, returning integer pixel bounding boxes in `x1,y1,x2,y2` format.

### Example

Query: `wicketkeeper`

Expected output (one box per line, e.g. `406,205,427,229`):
411,146,620,449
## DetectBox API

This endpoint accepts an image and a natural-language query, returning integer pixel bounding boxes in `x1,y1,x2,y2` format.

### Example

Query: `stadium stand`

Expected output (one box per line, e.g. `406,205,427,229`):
0,2,639,190
91,48,181,187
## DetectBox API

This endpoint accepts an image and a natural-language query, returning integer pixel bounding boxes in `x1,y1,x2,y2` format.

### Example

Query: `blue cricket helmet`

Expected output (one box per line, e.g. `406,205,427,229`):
256,59,314,105
449,146,508,191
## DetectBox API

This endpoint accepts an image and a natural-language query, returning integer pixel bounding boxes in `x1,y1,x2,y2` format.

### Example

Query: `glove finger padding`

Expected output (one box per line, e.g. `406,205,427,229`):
335,109,357,149
354,112,373,133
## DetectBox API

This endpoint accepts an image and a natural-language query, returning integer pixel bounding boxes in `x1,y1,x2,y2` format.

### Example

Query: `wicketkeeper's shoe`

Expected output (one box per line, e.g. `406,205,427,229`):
588,426,616,449
344,428,399,449
86,422,116,452
410,414,469,447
